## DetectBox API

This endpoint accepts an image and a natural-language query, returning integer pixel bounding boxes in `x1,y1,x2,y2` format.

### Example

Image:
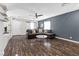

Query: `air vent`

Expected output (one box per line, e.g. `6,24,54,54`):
61,3,70,6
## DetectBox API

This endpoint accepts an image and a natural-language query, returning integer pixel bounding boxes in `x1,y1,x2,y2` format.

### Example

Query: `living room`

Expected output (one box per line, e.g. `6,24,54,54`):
1,3,79,56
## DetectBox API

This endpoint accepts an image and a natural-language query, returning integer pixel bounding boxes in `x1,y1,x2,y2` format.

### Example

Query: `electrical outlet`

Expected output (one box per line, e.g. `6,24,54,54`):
69,36,72,39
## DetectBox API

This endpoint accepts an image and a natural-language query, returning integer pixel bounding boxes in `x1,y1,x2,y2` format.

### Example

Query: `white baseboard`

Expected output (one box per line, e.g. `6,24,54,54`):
56,37,79,44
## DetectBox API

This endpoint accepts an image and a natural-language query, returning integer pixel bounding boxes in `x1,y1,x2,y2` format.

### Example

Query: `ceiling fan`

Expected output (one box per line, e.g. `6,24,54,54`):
34,13,43,18
29,9,43,19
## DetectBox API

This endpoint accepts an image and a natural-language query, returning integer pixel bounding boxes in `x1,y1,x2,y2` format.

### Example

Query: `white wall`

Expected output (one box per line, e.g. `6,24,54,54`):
11,20,30,35
21,22,31,34
0,21,4,35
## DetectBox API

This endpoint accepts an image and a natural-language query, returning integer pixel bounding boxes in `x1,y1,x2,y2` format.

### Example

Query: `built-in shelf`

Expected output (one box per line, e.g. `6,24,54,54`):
0,19,8,22
0,12,7,17
0,4,7,12
0,4,8,22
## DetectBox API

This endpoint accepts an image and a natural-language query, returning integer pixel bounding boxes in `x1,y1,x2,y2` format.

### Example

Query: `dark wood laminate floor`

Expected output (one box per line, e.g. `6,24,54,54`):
4,35,79,56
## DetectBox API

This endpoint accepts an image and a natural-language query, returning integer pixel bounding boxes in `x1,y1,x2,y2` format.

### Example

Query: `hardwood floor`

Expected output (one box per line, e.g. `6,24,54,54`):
4,35,79,56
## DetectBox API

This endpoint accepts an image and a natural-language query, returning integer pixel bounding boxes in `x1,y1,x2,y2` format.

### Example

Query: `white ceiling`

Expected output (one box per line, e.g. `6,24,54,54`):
2,3,79,21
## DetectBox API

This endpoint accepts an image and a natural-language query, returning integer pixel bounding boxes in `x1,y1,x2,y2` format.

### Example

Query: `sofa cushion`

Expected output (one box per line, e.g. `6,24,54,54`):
47,30,53,33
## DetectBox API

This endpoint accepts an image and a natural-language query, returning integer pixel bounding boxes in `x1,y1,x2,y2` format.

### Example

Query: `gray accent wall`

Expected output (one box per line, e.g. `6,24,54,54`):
38,10,79,41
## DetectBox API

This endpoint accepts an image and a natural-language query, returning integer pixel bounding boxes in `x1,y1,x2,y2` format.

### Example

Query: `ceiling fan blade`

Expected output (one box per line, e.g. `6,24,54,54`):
38,14,43,16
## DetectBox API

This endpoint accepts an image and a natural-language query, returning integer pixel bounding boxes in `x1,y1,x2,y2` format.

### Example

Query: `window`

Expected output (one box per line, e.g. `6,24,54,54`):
44,21,51,30
30,22,34,29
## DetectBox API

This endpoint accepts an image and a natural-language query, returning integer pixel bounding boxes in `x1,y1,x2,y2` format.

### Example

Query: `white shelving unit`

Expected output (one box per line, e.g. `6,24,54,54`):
0,4,8,22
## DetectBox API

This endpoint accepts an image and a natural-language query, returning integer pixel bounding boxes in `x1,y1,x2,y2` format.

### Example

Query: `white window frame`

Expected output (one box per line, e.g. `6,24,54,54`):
44,21,51,30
